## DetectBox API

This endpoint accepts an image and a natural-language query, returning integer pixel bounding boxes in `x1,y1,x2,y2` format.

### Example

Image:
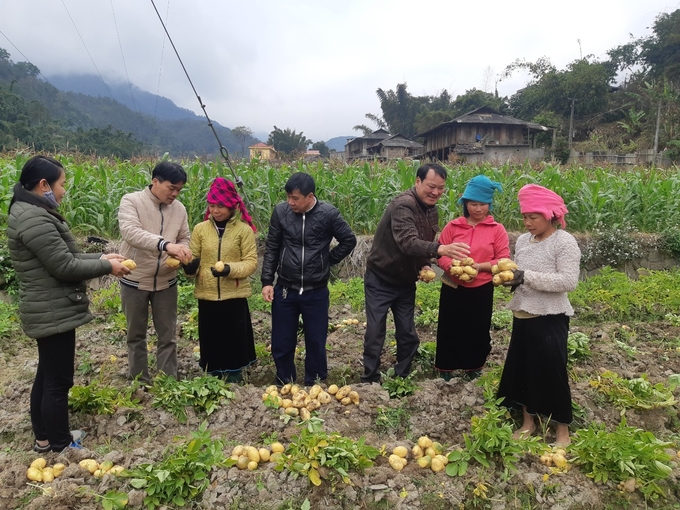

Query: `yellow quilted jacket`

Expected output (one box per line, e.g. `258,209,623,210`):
189,215,257,301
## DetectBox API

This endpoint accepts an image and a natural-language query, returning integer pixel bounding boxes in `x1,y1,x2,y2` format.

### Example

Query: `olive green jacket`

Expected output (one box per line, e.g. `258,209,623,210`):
189,215,257,301
7,200,112,339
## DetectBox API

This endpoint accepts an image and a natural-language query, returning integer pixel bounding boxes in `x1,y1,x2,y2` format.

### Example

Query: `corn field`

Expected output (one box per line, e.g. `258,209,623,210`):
2,154,680,237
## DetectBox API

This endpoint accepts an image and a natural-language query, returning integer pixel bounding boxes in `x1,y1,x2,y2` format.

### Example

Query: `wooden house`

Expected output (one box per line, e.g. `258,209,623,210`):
344,129,391,161
417,106,550,163
248,142,277,160
366,134,423,160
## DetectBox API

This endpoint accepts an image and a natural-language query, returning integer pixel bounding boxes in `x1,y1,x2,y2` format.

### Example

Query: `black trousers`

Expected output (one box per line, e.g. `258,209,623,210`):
361,269,419,383
31,330,76,452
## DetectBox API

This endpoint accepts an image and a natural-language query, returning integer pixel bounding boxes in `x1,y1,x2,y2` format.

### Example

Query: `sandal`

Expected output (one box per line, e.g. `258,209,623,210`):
33,440,51,453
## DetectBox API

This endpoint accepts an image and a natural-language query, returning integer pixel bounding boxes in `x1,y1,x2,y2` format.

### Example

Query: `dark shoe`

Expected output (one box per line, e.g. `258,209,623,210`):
33,440,51,453
437,370,454,381
463,370,482,381
224,371,243,383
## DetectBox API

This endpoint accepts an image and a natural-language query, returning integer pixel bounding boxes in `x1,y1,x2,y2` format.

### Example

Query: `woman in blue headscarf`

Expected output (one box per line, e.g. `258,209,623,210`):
435,175,510,380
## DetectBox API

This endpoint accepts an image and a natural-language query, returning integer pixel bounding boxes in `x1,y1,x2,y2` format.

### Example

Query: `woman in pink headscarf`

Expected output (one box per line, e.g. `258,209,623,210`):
496,184,581,446
184,177,258,382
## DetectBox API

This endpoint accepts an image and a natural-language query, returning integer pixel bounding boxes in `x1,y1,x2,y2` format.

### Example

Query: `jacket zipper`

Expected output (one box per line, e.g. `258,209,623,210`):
216,221,223,300
154,204,164,291
300,213,306,294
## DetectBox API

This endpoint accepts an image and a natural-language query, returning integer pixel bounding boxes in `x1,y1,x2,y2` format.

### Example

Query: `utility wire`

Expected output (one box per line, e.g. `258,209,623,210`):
60,0,115,103
153,0,171,120
148,0,247,197
109,0,138,113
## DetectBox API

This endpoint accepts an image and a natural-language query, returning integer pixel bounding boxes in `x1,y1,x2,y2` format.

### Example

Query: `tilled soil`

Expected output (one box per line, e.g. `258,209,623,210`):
0,302,679,509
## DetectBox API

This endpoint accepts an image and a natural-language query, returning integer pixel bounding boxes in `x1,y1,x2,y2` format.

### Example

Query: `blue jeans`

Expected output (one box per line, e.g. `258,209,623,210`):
271,284,329,385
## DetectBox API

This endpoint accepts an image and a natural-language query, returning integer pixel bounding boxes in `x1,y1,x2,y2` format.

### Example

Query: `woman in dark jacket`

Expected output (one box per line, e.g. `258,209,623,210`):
7,155,129,452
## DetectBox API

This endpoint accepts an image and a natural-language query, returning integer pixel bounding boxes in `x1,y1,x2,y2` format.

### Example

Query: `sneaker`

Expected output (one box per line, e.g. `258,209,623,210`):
33,440,51,453
70,430,87,444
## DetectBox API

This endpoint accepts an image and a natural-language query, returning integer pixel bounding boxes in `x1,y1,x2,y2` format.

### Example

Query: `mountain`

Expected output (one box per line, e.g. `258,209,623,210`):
326,135,353,152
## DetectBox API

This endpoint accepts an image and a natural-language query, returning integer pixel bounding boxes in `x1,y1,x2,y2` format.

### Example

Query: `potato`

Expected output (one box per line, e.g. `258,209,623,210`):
247,461,258,471
265,385,278,394
491,264,499,274
165,256,181,268
430,457,445,472
246,446,261,463
400,457,408,468
309,385,322,398
539,455,551,466
417,456,431,468
52,463,66,477
109,465,125,475
290,384,301,395
623,478,637,492
327,384,339,395
419,269,436,282
388,454,404,471
412,445,424,459
551,453,567,469
425,446,437,458
285,407,300,416
281,398,293,409
270,442,285,453
30,458,47,470
450,259,461,267
236,456,250,470
348,391,360,405
317,391,331,404
258,448,271,462
417,436,433,449
461,257,475,266
300,408,311,421
449,266,465,276
93,469,105,478
462,265,478,276
499,270,515,282
280,383,292,395
121,259,137,270
99,460,114,473
26,467,43,482
214,261,225,272
79,459,99,474
41,467,55,483
435,454,449,466
306,399,321,411
492,274,503,286
341,397,352,405
554,448,567,457
336,385,351,400
497,258,518,271
269,452,283,463
432,442,444,455
458,273,471,282
392,446,408,458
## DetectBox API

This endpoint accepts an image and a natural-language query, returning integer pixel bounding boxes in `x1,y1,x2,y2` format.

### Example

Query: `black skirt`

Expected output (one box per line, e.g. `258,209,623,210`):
435,282,494,371
497,313,572,424
197,298,256,374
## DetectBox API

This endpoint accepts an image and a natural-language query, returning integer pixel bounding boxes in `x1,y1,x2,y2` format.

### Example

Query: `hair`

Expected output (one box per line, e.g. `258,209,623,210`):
462,199,470,218
285,172,315,196
152,161,187,184
19,155,64,190
416,162,447,182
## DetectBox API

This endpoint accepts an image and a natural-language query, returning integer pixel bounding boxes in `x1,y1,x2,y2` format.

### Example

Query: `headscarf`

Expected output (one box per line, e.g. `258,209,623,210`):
518,184,568,229
457,175,502,208
204,177,256,232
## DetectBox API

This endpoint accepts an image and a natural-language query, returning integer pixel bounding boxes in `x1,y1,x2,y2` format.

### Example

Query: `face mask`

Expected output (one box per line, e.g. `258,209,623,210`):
44,185,60,209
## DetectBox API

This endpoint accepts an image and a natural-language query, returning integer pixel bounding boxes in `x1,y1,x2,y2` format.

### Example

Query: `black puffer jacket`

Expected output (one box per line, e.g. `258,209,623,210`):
261,200,356,291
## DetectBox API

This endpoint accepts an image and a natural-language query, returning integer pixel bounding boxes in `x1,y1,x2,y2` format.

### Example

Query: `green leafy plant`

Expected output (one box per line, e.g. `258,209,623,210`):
581,222,644,268
69,357,141,415
589,370,676,410
658,226,680,256
375,405,411,435
275,417,379,486
446,399,541,479
181,307,199,341
0,300,21,340
125,422,232,509
329,277,365,311
413,341,436,372
491,309,513,330
415,281,441,327
149,373,235,423
382,368,419,399
570,419,674,500
567,332,591,365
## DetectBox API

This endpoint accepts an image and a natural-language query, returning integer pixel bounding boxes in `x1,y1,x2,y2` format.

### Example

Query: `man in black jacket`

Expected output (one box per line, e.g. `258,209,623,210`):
262,172,357,386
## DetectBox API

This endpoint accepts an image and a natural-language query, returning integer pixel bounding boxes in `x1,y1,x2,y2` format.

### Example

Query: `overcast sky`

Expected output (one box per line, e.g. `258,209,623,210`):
2,0,678,142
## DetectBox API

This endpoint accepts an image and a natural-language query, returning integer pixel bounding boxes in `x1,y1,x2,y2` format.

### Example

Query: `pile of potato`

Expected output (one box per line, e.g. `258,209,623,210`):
491,258,519,286
262,384,360,420
387,436,449,473
26,458,65,483
449,257,478,282
79,458,125,477
538,448,570,471
230,442,285,471
418,268,436,282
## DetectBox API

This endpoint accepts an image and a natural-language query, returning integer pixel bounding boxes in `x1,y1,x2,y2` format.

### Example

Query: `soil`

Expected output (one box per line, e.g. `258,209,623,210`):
0,289,679,510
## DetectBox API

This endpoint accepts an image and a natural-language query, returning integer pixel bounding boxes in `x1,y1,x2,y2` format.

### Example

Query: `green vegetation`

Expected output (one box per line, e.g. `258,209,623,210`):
381,368,419,399
125,422,231,509
69,356,141,415
567,332,592,365
589,371,677,410
275,417,379,486
149,373,235,423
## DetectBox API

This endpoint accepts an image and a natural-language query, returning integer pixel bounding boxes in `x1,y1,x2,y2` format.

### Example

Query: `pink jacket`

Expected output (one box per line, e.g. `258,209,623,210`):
437,215,510,288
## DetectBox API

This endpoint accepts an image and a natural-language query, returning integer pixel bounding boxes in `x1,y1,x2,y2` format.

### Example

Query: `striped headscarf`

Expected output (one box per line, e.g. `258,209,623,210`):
204,177,256,232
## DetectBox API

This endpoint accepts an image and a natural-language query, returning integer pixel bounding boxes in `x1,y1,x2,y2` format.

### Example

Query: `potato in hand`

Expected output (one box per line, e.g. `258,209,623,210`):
419,268,436,282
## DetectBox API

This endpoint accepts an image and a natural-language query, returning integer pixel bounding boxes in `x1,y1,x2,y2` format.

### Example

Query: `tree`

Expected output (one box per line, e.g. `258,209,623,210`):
311,141,330,158
231,125,253,157
352,124,373,136
267,126,309,156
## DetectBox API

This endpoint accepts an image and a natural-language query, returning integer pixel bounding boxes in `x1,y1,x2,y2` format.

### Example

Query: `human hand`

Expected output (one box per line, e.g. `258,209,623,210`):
438,242,470,260
182,257,201,276
211,264,231,277
109,260,131,277
502,269,524,291
262,285,274,302
102,253,125,262
166,244,192,264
